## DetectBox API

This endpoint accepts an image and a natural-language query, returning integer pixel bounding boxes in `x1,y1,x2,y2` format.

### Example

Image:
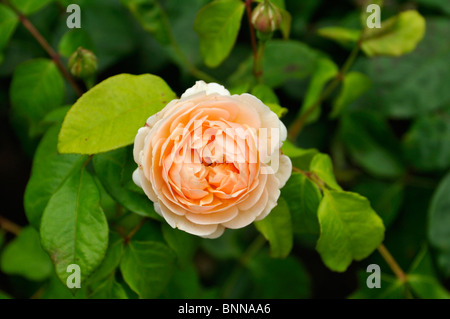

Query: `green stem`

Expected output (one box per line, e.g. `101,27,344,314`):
0,216,22,236
3,0,83,97
288,40,362,141
169,39,218,83
377,243,407,283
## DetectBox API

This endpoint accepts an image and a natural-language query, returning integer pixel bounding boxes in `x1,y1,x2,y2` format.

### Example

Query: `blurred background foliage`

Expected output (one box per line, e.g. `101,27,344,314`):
0,0,449,299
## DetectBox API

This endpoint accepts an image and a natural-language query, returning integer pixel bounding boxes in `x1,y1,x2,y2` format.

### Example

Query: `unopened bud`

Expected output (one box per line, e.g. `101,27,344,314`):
68,47,98,78
251,0,282,34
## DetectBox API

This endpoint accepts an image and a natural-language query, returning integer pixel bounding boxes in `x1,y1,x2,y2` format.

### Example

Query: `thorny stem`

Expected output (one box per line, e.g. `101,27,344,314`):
288,40,362,141
0,216,22,236
3,0,83,97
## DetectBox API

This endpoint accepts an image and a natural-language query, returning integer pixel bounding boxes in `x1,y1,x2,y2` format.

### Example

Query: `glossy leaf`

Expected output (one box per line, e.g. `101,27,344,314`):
361,10,426,57
353,18,450,118
403,108,450,172
0,4,18,53
351,180,403,228
58,29,96,58
120,240,176,298
281,172,321,235
310,153,342,191
281,141,318,171
24,125,87,228
194,0,245,68
298,57,338,123
10,0,53,15
255,197,293,258
428,172,450,277
247,253,310,298
339,111,405,178
408,247,450,299
162,224,199,269
40,166,109,285
87,232,124,284
58,73,176,154
10,59,64,137
0,226,52,281
121,0,171,45
317,27,360,47
316,190,385,272
262,40,318,87
93,147,160,219
331,72,371,118
88,277,128,299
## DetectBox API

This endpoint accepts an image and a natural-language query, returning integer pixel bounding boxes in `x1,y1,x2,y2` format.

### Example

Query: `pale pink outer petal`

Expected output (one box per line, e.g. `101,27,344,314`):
131,82,292,238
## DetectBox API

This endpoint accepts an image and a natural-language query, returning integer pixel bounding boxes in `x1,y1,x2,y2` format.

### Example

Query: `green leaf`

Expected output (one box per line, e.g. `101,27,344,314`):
281,172,321,235
298,57,338,124
408,247,450,299
194,0,245,68
361,10,426,57
40,270,88,299
161,265,202,299
200,229,243,260
58,73,176,154
87,232,124,284
89,277,128,299
121,0,171,45
10,0,53,15
262,40,318,87
339,111,405,178
0,226,52,281
316,190,385,272
317,27,360,47
351,179,403,228
93,147,160,219
310,153,342,191
24,125,87,228
120,240,176,298
247,253,310,298
353,18,450,118
255,197,293,258
349,271,407,299
428,172,450,277
281,140,318,171
58,29,96,58
0,4,19,53
403,108,450,172
279,7,292,40
40,166,109,285
162,224,199,269
10,59,65,137
331,72,371,118
415,0,450,15
251,84,287,118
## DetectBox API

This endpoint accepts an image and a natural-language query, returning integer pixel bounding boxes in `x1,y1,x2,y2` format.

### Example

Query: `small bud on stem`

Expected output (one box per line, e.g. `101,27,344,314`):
68,47,98,79
251,0,282,34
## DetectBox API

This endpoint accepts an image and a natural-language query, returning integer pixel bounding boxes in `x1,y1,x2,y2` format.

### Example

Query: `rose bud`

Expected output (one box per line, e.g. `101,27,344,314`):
132,81,292,238
251,0,282,34
68,47,98,79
